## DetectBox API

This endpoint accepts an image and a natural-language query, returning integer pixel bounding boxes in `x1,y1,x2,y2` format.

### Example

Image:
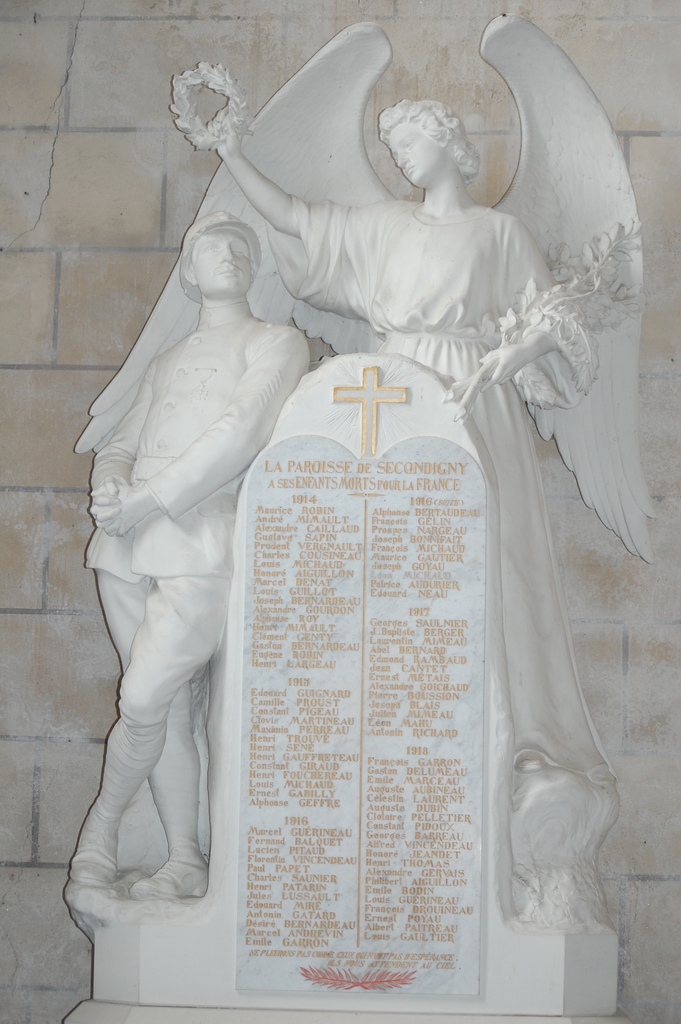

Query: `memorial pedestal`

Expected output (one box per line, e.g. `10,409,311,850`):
67,1004,634,1024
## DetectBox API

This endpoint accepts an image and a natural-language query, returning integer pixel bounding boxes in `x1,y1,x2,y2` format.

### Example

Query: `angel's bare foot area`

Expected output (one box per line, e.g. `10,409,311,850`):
129,851,208,901
70,806,119,888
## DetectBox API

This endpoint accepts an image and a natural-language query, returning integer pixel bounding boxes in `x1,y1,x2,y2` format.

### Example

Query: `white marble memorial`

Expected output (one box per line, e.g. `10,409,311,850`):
66,13,651,1022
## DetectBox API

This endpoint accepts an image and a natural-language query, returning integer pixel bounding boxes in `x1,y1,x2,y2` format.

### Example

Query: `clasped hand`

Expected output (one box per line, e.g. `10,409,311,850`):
90,477,158,537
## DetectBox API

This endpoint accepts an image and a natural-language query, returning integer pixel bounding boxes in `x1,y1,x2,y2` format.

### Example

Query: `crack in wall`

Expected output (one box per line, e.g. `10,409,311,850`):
0,868,24,987
4,0,86,252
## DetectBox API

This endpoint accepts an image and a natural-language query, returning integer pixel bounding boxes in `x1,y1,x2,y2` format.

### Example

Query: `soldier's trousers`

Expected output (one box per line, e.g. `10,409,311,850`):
94,570,230,832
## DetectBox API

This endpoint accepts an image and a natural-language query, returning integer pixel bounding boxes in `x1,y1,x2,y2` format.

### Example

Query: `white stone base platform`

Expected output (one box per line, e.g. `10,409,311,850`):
66,1003,633,1024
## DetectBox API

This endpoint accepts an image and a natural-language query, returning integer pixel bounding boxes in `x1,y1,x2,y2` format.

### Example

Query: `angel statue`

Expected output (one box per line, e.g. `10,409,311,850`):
67,212,308,907
71,16,652,931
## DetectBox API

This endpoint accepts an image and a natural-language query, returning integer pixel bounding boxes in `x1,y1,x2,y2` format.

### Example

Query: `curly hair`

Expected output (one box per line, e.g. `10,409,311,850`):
378,99,480,186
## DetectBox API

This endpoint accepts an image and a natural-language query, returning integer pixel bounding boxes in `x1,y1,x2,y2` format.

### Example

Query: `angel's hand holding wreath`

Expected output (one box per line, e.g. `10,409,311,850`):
216,121,242,162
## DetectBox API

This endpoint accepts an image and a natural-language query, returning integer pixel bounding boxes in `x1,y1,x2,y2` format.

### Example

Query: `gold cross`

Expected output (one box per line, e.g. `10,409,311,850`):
333,366,407,457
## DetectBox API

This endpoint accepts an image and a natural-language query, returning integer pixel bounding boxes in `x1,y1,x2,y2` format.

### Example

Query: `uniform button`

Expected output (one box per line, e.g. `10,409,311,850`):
189,334,202,346
163,401,175,412
176,367,186,377
157,439,168,450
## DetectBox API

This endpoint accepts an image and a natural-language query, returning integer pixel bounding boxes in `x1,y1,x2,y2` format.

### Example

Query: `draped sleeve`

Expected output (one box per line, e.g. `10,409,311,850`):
267,199,406,331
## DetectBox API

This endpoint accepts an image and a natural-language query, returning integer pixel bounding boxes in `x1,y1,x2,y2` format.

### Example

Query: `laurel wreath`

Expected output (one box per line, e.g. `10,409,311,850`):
170,63,252,151
300,966,417,991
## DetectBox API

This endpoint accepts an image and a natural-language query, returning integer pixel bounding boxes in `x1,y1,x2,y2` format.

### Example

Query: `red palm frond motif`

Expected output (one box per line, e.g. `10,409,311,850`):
300,965,417,991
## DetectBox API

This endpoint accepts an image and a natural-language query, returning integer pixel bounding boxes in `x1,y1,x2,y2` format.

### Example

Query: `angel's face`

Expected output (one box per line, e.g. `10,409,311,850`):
189,229,253,301
387,123,449,190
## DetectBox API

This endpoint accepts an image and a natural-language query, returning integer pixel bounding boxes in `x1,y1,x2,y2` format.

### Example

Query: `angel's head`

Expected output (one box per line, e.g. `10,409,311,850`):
180,212,262,304
379,100,479,189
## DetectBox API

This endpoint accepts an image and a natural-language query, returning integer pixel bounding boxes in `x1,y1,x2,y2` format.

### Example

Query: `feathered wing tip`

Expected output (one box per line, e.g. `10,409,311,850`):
482,14,654,560
76,23,393,454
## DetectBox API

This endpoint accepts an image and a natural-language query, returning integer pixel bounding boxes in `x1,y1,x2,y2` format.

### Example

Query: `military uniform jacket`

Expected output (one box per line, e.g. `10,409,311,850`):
86,315,308,582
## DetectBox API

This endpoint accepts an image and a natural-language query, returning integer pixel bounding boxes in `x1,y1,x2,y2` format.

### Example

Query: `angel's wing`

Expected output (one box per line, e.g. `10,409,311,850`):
76,23,392,454
481,14,654,561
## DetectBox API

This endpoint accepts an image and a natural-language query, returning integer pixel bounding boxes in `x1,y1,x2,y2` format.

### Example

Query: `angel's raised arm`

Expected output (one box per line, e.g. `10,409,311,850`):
217,135,300,238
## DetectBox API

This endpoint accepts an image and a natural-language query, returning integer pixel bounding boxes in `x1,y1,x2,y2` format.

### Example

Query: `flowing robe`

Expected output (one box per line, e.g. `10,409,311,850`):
271,198,610,777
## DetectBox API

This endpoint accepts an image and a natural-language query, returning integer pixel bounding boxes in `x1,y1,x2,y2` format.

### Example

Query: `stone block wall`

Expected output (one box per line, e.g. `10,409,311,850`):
0,1,678,1022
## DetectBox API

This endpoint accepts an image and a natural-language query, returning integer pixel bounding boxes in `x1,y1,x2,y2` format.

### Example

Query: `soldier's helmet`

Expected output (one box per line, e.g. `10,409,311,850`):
179,211,262,302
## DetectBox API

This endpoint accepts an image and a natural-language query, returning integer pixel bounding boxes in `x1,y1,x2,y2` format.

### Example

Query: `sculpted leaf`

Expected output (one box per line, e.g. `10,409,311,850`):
300,965,417,991
170,63,252,151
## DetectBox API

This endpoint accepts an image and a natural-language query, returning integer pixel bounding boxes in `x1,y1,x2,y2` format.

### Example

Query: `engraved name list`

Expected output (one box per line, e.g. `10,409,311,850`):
236,432,486,995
